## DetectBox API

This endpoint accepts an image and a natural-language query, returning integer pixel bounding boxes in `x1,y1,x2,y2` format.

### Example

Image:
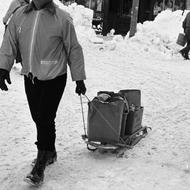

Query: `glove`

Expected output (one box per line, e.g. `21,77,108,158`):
75,80,86,95
0,69,11,91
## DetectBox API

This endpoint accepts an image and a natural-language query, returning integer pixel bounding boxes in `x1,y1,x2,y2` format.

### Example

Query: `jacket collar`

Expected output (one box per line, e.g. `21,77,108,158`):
19,0,29,4
24,1,56,15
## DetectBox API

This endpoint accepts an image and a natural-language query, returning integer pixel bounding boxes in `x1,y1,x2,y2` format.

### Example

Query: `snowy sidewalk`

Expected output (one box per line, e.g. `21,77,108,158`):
1,48,190,189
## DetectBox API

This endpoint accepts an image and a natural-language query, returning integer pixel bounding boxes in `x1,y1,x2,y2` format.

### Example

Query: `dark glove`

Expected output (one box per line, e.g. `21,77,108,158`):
0,69,11,91
75,80,86,95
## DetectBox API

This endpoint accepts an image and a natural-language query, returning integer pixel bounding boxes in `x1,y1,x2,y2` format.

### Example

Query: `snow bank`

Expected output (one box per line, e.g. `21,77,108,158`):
54,0,93,27
124,10,188,58
54,0,99,47
80,8,189,59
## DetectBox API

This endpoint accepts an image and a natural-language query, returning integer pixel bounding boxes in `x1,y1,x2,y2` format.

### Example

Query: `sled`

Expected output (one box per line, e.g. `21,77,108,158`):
80,90,151,157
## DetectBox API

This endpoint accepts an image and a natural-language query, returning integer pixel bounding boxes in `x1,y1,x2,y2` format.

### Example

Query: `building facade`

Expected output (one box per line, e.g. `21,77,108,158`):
61,0,188,35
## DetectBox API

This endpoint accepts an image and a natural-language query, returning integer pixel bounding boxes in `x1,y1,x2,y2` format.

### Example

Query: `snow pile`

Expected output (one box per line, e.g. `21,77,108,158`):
124,10,188,57
54,0,93,27
91,9,189,58
54,0,99,46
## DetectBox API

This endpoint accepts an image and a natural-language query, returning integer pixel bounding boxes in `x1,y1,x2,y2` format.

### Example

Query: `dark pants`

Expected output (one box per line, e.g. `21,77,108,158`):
24,74,67,151
181,40,190,55
181,29,190,56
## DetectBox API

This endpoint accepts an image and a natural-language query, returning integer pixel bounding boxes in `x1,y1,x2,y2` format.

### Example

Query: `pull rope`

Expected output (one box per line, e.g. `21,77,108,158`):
80,94,127,145
80,95,87,137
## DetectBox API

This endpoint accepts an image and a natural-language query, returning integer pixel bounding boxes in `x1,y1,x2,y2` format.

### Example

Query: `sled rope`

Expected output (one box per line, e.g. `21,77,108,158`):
82,94,127,145
80,95,87,137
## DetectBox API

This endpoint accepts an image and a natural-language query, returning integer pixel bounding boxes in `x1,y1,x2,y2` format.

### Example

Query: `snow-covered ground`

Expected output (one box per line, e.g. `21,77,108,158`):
1,0,190,189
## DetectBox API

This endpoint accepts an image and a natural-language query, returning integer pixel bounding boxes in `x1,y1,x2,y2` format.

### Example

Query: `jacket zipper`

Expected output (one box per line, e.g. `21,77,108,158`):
29,11,40,83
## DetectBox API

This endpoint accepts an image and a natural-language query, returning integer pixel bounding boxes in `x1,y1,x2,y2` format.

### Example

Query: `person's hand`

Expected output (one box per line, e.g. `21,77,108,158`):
0,69,11,91
75,80,86,95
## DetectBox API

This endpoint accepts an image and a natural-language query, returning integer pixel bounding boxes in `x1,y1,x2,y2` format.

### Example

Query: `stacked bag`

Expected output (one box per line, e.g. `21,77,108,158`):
87,90,143,145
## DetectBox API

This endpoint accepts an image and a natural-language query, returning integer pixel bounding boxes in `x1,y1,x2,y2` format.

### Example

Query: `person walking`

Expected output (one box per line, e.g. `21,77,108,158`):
0,0,86,186
179,11,190,60
3,0,30,26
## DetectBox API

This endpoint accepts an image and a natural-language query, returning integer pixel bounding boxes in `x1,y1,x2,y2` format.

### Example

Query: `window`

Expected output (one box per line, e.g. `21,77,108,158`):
173,0,185,10
153,0,185,16
153,0,163,16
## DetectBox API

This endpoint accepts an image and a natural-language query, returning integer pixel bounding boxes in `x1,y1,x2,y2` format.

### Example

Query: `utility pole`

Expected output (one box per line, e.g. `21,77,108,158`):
89,0,92,8
129,0,140,37
172,0,175,11
162,0,165,10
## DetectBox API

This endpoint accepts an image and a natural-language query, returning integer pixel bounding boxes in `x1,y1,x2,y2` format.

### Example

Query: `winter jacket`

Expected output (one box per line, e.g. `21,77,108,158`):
183,12,190,40
0,2,86,81
3,0,29,25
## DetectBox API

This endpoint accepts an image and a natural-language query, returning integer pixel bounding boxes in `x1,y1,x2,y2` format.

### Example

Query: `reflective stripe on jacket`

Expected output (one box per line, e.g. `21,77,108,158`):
0,4,86,81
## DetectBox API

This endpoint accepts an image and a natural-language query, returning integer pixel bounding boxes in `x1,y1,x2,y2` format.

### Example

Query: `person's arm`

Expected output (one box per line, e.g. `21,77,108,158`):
62,14,86,82
0,14,18,72
0,14,18,91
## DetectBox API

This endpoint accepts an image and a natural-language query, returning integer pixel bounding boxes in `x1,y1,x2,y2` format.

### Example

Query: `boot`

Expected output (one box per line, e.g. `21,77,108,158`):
31,150,57,167
184,53,190,60
179,49,189,59
46,150,57,165
24,150,48,186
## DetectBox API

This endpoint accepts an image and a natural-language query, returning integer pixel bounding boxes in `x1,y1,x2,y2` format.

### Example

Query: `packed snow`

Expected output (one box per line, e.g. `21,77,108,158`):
1,0,190,190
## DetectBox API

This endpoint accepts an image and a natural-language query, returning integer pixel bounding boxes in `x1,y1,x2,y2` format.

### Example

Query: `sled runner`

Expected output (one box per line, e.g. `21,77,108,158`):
80,90,151,156
82,126,149,157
